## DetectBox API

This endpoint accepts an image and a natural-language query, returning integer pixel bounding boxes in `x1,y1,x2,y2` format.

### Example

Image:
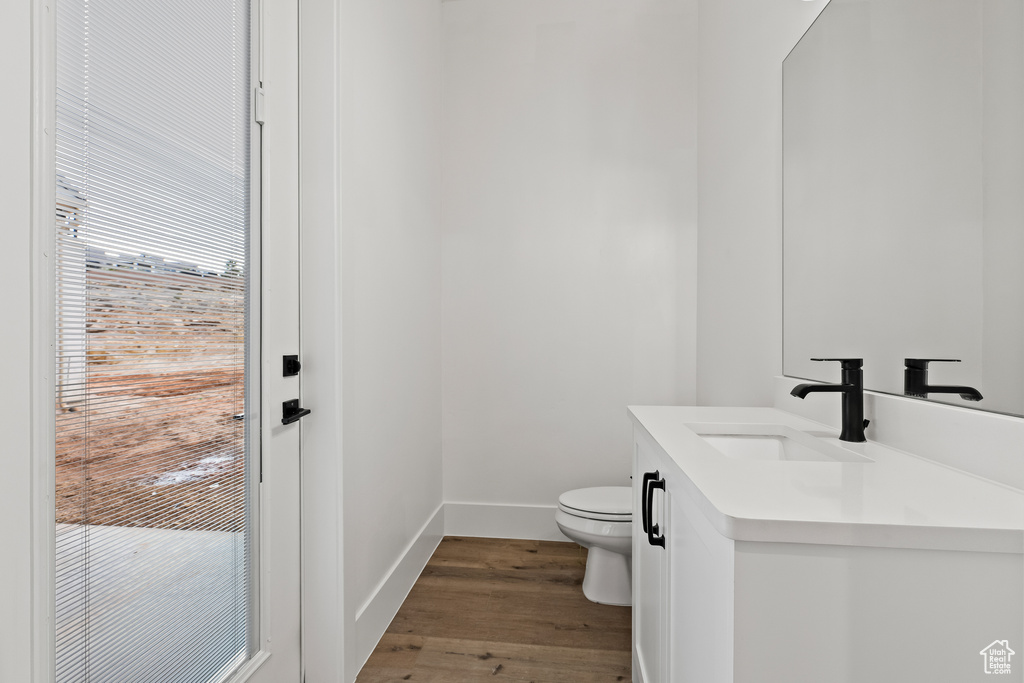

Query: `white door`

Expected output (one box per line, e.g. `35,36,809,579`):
50,0,302,678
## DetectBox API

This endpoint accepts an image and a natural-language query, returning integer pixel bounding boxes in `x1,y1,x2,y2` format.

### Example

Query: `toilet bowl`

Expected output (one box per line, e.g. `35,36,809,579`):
555,486,632,606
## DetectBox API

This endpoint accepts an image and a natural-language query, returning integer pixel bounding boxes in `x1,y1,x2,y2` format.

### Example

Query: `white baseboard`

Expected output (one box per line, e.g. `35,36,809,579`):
351,503,444,678
633,650,646,683
443,502,569,542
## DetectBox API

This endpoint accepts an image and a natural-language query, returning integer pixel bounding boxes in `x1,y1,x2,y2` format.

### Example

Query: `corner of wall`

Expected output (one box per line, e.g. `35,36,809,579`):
694,0,828,408
348,505,444,681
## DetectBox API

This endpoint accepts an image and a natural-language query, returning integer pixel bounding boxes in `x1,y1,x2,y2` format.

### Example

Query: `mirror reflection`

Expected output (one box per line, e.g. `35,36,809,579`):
783,0,1024,415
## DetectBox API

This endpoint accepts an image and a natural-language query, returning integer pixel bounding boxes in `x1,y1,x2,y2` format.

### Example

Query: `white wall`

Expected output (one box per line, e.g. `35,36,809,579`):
696,0,825,406
441,0,698,517
336,0,444,678
0,2,37,680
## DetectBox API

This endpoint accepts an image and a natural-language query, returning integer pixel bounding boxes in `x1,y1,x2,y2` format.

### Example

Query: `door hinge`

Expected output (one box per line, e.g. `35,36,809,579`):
255,85,266,126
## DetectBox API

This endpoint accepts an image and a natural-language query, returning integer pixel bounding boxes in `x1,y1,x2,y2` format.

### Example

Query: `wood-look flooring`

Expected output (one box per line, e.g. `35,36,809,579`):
356,536,632,682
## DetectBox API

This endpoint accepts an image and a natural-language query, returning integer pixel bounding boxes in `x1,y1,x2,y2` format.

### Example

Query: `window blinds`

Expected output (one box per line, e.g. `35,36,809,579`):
54,0,253,680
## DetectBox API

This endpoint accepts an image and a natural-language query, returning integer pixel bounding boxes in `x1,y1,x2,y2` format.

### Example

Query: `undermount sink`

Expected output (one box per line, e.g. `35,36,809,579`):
686,423,873,463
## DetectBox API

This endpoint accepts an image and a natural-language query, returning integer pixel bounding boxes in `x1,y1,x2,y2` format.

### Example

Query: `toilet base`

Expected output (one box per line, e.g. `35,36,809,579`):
581,545,632,606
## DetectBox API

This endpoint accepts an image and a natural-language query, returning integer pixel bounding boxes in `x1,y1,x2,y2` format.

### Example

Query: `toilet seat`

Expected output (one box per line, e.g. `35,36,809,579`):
558,486,632,522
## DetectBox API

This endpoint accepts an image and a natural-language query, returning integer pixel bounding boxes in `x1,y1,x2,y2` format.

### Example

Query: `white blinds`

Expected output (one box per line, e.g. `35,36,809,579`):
54,0,253,680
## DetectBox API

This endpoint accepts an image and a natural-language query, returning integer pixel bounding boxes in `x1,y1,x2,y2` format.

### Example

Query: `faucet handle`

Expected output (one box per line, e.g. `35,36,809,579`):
811,358,863,370
905,358,960,370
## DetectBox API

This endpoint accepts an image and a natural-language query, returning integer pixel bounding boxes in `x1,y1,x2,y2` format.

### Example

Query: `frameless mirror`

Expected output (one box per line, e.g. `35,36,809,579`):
783,0,1024,416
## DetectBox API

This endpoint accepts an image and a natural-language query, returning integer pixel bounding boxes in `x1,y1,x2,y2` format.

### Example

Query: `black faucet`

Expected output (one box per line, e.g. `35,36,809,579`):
904,358,983,401
790,358,868,443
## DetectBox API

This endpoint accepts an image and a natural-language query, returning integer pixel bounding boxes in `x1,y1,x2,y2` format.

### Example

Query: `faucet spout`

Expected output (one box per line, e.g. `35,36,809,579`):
790,382,848,399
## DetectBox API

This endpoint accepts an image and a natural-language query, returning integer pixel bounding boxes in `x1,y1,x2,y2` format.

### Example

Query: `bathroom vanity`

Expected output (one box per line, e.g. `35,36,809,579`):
629,406,1024,683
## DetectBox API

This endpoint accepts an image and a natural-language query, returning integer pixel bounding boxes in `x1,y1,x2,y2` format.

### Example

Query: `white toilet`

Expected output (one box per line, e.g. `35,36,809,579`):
555,486,633,606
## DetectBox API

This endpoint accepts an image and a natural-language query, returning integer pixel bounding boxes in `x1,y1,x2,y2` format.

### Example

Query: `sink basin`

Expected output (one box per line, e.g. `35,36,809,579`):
686,423,872,463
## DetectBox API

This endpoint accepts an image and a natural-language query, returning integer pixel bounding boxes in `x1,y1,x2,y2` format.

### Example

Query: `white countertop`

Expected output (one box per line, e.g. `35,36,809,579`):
628,405,1024,553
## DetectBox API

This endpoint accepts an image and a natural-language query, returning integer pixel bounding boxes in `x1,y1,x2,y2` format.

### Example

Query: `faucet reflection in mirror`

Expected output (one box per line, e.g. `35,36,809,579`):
904,358,983,402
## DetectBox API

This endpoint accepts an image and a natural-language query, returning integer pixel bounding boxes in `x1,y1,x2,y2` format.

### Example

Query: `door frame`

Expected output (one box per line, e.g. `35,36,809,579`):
28,0,58,679
23,0,305,679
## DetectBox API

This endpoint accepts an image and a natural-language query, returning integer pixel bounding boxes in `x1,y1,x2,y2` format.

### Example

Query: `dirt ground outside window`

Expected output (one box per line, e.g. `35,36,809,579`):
56,266,248,533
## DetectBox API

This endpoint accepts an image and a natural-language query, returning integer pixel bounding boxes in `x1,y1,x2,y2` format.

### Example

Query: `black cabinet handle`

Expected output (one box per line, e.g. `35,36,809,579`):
281,399,311,425
641,471,657,534
646,474,666,548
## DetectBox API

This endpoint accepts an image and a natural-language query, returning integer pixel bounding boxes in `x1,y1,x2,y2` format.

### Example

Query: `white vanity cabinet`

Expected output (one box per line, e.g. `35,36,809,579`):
633,424,736,683
632,427,669,682
630,406,1024,683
